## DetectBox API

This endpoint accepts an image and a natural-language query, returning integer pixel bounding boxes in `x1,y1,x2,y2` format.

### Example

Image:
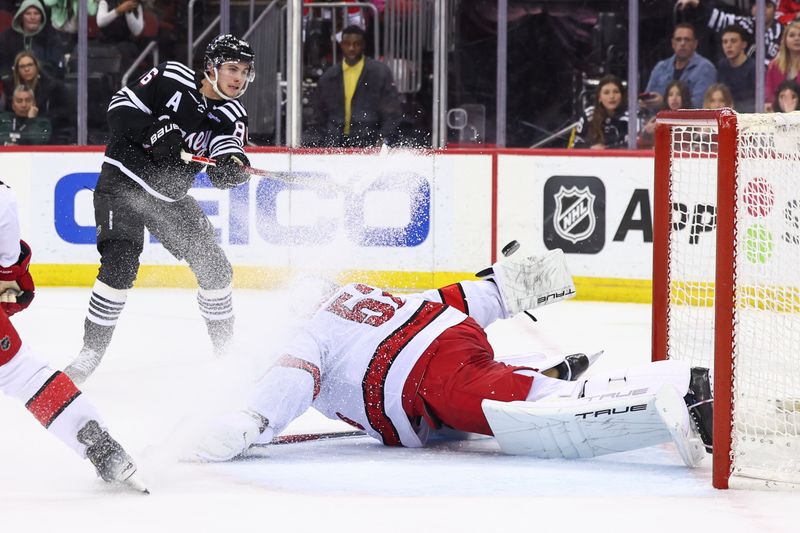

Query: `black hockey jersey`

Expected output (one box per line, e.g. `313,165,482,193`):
102,61,249,201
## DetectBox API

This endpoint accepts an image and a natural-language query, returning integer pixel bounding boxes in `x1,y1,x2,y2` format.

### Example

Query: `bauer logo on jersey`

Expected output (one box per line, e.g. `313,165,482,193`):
543,176,605,254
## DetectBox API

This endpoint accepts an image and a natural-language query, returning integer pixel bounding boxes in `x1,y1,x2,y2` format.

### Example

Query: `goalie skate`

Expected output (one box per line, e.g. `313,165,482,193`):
683,367,713,452
77,420,149,493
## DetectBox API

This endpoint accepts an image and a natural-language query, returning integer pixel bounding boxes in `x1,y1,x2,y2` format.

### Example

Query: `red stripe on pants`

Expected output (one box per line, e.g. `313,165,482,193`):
25,372,81,428
402,317,534,436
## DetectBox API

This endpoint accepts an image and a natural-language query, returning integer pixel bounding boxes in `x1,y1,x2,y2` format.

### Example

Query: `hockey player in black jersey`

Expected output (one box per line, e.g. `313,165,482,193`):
65,35,256,385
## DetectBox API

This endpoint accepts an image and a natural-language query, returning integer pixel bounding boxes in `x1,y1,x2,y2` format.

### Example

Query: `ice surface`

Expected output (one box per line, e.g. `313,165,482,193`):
1,288,795,532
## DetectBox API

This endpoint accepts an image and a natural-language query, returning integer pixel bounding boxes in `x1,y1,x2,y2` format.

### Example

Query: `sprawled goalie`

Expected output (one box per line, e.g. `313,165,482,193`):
193,248,713,468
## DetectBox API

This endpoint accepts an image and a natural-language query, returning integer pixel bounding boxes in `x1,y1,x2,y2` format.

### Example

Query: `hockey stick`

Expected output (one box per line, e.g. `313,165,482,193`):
180,151,338,190
250,430,367,448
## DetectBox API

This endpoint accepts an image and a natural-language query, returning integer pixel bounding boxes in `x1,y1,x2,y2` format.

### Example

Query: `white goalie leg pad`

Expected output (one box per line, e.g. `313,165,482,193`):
579,359,691,399
483,384,702,465
491,248,576,316
483,385,671,459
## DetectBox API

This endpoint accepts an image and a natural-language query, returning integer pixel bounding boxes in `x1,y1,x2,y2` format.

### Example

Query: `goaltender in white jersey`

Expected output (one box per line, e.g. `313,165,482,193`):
194,249,715,467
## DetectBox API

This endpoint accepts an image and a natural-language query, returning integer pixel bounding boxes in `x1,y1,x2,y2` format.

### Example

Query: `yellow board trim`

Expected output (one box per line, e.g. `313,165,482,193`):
29,265,654,302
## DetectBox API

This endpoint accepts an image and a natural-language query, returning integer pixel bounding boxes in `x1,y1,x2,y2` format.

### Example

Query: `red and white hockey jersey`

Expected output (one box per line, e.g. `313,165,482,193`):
250,280,508,447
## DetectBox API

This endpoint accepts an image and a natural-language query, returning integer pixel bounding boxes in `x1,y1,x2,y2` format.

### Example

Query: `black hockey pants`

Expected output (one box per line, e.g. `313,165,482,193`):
92,166,232,291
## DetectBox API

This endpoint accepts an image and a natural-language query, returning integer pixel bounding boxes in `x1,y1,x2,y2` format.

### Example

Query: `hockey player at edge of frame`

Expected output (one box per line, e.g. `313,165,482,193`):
0,181,147,492
191,247,715,468
64,34,257,386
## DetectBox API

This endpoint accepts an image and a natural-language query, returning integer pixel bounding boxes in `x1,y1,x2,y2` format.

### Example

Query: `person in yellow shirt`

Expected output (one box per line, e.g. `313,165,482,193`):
308,25,402,147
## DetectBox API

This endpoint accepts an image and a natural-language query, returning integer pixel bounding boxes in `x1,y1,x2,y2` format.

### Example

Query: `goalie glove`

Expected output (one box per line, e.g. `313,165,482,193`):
146,119,184,162
192,409,271,462
491,248,575,316
0,240,35,316
207,153,251,189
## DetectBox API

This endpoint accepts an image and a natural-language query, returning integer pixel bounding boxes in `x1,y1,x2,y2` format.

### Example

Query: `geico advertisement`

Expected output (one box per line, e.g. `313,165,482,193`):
497,154,656,280
20,151,489,273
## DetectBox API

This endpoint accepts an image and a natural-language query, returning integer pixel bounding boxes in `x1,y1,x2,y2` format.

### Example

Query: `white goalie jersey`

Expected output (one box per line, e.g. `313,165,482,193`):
250,280,508,447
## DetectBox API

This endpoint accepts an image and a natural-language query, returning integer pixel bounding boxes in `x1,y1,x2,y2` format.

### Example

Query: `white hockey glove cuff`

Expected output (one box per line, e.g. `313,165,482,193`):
491,248,576,316
192,409,271,462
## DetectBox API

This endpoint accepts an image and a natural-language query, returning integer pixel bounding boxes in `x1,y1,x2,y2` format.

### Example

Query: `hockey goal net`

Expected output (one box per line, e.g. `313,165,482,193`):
652,109,800,490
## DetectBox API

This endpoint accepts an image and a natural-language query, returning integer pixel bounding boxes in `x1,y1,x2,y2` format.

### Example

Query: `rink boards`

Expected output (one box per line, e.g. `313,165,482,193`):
0,147,658,301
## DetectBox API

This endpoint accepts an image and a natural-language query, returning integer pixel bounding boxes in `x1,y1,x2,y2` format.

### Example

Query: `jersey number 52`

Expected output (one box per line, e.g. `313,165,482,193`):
326,284,404,327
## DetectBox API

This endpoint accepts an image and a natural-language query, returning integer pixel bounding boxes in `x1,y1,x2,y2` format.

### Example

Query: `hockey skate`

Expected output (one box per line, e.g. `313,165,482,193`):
77,420,149,493
683,366,714,452
64,347,104,385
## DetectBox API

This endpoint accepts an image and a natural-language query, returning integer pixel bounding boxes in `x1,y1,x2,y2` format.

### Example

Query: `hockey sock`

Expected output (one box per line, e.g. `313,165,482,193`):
83,279,128,354
198,284,234,354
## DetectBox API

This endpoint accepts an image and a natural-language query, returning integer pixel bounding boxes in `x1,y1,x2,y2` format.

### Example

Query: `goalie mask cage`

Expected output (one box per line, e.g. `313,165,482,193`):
652,108,800,490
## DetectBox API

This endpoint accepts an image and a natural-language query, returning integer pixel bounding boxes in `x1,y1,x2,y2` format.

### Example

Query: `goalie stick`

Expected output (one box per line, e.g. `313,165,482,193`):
249,430,367,448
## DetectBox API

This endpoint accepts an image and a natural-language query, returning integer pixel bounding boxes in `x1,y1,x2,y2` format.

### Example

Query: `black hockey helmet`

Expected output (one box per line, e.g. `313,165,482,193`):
203,34,256,99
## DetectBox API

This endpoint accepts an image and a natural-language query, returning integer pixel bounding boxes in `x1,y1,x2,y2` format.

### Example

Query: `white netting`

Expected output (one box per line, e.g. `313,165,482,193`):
666,113,800,487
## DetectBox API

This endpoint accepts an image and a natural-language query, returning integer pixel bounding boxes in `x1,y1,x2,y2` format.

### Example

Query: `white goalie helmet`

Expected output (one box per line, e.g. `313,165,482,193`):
203,34,256,100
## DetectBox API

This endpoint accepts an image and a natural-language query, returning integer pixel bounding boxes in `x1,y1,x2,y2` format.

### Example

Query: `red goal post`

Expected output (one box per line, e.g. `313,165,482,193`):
652,108,800,490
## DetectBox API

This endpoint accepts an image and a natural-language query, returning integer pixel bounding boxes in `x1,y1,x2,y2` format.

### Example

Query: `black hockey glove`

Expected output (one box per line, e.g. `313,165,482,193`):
207,153,251,189
146,119,184,162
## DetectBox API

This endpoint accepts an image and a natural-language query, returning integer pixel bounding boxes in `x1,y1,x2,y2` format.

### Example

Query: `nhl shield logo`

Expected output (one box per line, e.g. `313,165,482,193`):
1,335,10,351
553,186,596,244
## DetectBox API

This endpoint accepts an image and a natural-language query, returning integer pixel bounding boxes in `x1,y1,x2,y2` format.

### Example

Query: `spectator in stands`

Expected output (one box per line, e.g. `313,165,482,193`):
765,20,800,110
573,74,628,150
1,51,71,142
45,0,98,33
642,23,717,112
703,83,735,108
44,0,99,59
773,78,800,110
0,85,51,145
3,51,61,112
0,0,65,76
717,24,756,112
307,24,401,148
96,0,144,75
680,0,783,67
638,80,693,149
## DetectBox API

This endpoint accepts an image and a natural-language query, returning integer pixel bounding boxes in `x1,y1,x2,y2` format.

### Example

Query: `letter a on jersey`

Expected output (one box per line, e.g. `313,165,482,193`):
166,91,182,113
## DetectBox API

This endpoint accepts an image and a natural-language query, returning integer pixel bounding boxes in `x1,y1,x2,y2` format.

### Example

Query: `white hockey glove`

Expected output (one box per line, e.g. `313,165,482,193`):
192,409,271,462
491,248,576,316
